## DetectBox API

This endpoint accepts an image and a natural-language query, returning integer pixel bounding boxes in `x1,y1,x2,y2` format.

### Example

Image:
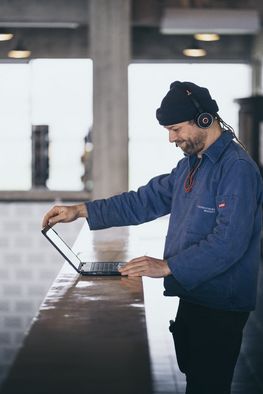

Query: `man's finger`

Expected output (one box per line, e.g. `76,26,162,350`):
120,262,149,276
48,213,65,226
119,260,147,273
119,256,148,270
120,269,145,277
42,207,63,227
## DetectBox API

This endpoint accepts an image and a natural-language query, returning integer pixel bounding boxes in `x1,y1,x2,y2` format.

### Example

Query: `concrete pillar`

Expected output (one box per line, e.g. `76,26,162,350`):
251,31,263,95
89,0,130,199
251,58,262,96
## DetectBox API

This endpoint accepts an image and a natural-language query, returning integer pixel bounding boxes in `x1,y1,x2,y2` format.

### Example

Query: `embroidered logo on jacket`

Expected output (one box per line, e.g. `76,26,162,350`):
196,205,216,213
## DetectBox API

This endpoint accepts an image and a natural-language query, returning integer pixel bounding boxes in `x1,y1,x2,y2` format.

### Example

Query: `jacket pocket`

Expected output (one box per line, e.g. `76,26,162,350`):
185,195,217,237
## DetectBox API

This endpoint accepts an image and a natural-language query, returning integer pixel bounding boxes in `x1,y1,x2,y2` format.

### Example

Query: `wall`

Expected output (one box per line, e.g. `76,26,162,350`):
0,201,84,387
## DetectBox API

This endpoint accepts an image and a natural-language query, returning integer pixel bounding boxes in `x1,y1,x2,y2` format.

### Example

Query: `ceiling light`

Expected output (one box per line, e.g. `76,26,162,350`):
8,41,31,59
194,33,220,42
183,41,207,57
0,28,13,41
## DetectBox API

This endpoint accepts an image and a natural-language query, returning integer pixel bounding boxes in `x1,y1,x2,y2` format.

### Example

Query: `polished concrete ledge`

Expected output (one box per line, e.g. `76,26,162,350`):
0,224,164,394
0,189,91,202
1,273,153,394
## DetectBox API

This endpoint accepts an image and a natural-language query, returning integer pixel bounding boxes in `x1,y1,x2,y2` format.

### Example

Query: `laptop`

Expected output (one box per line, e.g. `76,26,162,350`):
42,225,125,276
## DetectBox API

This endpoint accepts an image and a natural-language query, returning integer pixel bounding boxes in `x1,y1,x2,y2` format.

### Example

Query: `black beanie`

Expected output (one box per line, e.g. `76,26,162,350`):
156,81,219,126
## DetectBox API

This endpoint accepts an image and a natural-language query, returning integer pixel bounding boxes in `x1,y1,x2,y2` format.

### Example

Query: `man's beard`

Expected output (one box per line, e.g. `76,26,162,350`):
176,137,205,155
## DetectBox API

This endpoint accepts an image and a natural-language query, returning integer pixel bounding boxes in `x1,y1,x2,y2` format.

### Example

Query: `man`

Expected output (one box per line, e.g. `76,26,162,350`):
42,81,263,394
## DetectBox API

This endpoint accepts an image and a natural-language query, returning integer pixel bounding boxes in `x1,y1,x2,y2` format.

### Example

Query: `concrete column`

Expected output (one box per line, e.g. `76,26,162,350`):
89,0,130,199
251,58,262,96
251,32,263,95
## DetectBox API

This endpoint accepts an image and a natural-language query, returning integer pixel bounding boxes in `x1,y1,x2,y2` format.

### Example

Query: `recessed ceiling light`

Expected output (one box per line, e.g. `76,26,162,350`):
8,42,31,59
183,41,207,57
183,48,207,57
194,33,220,41
0,29,13,41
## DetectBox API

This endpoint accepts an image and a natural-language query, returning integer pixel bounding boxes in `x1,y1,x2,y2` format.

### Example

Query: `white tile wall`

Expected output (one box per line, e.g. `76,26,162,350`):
0,202,84,387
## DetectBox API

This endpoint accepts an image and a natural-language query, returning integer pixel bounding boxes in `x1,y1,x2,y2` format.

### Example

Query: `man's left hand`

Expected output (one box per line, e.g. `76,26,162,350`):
118,256,171,278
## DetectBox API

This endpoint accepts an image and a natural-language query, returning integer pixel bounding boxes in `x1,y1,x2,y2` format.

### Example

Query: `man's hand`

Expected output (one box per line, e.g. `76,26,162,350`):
118,256,171,278
42,203,88,228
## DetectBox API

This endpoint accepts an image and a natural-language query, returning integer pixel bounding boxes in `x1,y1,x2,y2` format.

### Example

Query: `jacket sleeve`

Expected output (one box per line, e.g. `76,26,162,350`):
168,159,263,291
85,171,176,230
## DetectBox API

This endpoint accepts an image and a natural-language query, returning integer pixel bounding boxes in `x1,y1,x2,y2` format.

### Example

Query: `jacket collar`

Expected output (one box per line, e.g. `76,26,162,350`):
186,130,234,166
202,129,234,163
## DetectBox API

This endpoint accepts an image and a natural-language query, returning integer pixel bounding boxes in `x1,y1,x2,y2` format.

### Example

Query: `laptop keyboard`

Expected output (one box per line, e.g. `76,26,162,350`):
82,262,123,272
92,262,118,272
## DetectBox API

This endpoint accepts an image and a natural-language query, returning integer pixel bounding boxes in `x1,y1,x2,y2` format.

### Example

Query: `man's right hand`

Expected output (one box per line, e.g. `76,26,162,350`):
42,203,88,228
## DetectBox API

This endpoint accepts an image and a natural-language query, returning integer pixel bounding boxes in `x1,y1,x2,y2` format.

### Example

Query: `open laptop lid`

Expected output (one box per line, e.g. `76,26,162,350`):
42,225,81,273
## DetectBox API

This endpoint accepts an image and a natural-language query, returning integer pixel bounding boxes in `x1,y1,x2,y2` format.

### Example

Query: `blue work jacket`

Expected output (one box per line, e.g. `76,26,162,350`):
86,130,263,311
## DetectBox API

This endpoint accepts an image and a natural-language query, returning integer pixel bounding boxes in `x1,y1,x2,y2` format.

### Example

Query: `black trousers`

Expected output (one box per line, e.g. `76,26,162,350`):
169,299,249,394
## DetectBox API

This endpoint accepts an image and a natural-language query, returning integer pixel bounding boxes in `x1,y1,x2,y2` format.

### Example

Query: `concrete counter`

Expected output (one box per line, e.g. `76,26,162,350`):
0,221,172,394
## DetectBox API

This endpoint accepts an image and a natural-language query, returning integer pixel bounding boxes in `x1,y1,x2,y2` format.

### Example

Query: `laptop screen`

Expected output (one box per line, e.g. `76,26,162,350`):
42,226,80,269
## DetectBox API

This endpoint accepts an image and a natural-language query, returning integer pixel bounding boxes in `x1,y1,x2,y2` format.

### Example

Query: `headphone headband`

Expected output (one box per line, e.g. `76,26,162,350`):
182,83,214,129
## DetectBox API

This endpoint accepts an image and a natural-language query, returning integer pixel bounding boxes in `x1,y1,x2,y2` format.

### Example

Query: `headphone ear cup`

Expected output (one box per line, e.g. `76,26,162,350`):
196,112,214,129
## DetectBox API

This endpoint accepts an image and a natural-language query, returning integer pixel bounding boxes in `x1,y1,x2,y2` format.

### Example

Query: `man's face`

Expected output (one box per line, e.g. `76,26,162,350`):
164,120,208,155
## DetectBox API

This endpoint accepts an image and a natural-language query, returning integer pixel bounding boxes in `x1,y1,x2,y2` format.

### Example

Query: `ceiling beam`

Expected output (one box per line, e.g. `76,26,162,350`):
0,0,88,26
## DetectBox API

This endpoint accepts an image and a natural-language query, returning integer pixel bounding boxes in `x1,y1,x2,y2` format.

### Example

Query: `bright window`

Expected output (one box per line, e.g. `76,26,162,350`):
0,59,92,190
0,64,31,189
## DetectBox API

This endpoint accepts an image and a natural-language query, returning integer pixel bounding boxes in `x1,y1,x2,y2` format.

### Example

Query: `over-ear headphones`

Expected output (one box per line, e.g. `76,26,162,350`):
181,83,214,129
